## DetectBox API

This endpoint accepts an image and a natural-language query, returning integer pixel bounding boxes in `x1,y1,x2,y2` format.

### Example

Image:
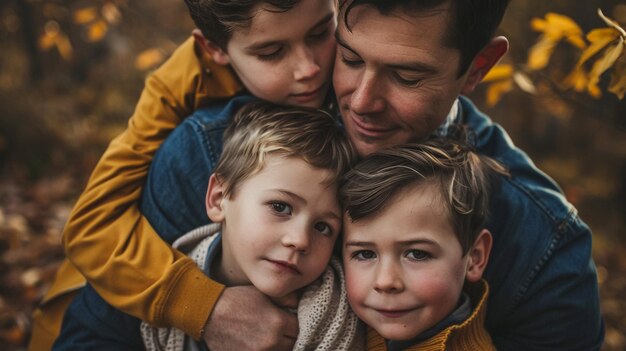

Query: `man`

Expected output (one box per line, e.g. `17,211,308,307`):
330,1,604,349
41,0,604,350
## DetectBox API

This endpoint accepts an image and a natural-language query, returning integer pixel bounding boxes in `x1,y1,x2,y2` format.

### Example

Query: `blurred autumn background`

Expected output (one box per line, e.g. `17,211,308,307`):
0,0,625,350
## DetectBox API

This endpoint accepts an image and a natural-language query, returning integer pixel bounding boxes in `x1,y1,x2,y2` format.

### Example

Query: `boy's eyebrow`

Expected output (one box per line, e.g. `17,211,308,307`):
309,13,334,33
396,239,439,247
245,13,334,52
335,30,437,74
344,239,439,247
344,240,372,247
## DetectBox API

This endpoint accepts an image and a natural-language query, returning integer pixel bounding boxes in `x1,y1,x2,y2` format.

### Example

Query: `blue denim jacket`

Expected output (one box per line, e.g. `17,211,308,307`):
55,95,604,350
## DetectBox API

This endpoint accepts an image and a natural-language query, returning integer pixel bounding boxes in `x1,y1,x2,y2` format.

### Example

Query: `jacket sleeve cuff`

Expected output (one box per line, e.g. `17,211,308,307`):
157,260,225,339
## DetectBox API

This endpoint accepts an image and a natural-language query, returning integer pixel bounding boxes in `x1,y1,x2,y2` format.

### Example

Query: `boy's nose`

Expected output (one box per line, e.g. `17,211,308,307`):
373,260,404,293
293,47,321,81
281,225,311,254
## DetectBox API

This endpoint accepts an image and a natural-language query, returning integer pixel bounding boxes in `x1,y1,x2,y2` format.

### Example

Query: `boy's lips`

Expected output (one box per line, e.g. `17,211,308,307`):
291,84,324,103
265,259,302,275
373,307,414,318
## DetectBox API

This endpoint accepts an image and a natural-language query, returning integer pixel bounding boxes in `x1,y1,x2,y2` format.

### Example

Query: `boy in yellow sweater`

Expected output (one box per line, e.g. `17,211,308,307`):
30,0,338,350
340,138,505,350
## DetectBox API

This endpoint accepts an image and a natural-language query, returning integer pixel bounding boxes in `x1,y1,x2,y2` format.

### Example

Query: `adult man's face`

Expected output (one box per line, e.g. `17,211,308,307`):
333,2,476,156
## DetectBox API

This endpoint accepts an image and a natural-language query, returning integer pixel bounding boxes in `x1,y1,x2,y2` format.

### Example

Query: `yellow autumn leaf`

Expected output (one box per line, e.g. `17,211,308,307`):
486,79,514,107
528,12,587,70
530,17,547,31
577,28,621,67
533,13,585,44
73,7,98,25
55,34,73,61
38,21,60,51
38,32,57,50
527,36,557,70
87,19,108,42
608,53,626,99
587,38,624,98
563,66,588,93
482,64,513,83
135,48,165,70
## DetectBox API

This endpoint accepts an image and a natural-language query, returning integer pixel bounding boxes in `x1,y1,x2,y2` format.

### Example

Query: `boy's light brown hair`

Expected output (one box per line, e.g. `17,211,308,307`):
340,137,507,254
215,100,356,197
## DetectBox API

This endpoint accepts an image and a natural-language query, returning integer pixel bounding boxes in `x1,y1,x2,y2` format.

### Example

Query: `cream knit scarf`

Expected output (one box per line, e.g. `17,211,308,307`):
141,223,364,351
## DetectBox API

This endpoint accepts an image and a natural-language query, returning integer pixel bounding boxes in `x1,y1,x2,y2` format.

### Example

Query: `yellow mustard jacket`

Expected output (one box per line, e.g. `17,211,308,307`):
29,37,243,351
366,280,495,351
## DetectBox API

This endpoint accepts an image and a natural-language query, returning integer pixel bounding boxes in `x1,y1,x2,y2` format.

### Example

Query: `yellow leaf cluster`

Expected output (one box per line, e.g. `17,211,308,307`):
528,13,586,70
72,3,122,43
37,21,73,60
608,54,626,99
73,7,98,25
481,64,537,106
87,20,109,42
563,10,626,99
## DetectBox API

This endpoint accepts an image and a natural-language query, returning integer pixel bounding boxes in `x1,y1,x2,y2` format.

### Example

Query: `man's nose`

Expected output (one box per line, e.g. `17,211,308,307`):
350,70,385,115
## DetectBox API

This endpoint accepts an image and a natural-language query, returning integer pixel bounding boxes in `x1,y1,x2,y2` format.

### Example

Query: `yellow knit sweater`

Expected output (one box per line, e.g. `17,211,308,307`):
366,280,494,351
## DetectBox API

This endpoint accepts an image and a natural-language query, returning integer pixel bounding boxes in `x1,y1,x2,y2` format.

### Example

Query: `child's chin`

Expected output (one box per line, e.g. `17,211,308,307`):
374,324,420,342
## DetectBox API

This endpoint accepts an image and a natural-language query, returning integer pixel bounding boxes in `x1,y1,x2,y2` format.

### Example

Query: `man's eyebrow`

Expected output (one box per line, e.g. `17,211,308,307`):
389,62,437,74
336,30,437,73
335,31,357,55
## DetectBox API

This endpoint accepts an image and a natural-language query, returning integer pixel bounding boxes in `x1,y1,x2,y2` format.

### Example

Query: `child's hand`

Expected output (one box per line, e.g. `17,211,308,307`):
203,285,298,351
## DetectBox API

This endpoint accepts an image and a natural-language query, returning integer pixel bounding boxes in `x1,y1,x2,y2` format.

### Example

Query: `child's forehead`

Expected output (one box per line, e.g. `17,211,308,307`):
238,0,335,35
343,183,453,237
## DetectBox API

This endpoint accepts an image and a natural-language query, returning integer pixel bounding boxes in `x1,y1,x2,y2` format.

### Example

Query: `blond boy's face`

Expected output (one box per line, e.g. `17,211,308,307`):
209,155,341,298
224,0,337,107
343,184,473,341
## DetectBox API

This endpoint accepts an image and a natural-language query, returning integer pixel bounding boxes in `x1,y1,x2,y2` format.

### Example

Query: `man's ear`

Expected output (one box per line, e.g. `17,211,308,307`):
461,36,509,94
206,174,226,222
465,229,493,282
192,29,230,66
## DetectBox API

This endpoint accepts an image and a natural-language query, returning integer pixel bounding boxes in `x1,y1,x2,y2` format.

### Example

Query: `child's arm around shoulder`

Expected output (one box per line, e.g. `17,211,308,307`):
62,36,242,338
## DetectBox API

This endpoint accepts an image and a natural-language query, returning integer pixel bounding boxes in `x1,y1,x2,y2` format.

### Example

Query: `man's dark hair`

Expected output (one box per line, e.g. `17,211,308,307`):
184,0,301,50
340,0,511,76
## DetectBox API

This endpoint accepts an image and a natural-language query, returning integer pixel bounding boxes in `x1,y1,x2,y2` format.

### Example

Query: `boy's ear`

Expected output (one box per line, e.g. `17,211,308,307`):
465,229,493,282
461,36,509,94
206,174,226,222
192,29,230,66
